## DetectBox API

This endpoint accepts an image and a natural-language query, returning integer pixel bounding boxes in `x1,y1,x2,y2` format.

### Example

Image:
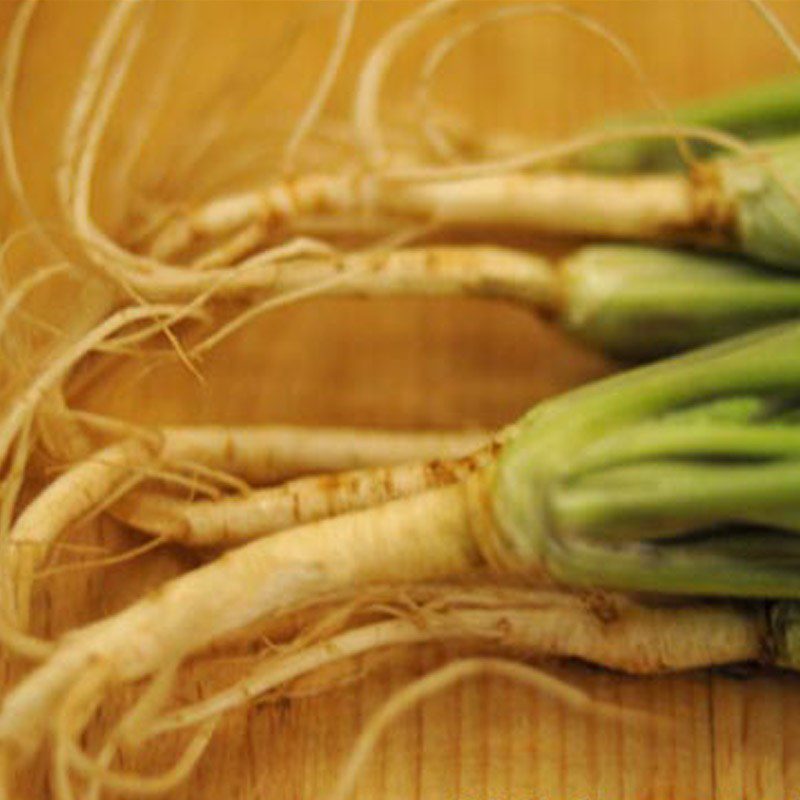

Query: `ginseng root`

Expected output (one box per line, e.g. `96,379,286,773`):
182,243,800,363
0,449,790,790
4,424,488,631
110,442,497,545
147,168,720,263
147,126,800,276
4,581,766,799
0,472,498,768
149,586,762,738
12,277,800,798
157,423,490,482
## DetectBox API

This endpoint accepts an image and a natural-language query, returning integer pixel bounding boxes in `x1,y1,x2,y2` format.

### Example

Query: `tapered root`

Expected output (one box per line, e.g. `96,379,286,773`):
4,424,490,631
140,237,559,309
4,579,761,796
147,174,363,262
111,444,498,545
3,438,157,629
0,471,498,760
149,588,762,738
158,423,492,484
150,167,735,265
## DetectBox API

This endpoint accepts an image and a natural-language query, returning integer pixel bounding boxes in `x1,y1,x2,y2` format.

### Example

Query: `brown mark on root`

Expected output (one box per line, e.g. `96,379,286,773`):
580,590,622,626
424,458,458,484
681,164,738,248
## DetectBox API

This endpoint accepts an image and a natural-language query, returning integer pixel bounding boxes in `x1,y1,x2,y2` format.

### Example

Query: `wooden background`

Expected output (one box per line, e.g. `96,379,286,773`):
9,1,800,798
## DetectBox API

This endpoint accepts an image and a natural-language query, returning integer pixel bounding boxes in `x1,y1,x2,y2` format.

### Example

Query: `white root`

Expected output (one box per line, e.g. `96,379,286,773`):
354,0,458,167
110,443,497,545
380,171,709,240
95,208,555,306
283,0,359,170
3,438,157,629
0,263,72,362
262,239,560,347
158,423,491,484
413,3,686,165
4,424,490,630
148,589,761,737
0,473,496,760
15,583,761,797
149,168,732,262
0,303,188,467
156,241,556,313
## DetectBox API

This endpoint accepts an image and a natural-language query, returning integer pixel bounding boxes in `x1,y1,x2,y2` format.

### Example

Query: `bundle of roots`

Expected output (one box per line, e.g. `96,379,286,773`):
2,1,800,798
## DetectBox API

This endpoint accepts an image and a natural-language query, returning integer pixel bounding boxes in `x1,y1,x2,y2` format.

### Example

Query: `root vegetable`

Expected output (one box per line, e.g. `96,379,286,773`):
111,442,497,545
146,130,800,272
4,424,487,632
157,424,489,484
177,243,800,362
0,474,492,762
4,438,156,631
146,168,715,261
150,587,763,738
8,2,800,795
10,323,800,777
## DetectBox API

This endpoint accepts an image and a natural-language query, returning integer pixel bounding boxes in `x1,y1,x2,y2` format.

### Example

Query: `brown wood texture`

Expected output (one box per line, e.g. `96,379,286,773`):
8,1,800,798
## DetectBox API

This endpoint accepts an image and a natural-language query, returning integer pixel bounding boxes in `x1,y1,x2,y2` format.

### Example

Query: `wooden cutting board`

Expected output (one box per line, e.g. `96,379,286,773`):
8,2,800,798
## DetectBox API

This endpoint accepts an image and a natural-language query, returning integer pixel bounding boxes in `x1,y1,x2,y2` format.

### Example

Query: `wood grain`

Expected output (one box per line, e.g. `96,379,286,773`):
8,2,800,798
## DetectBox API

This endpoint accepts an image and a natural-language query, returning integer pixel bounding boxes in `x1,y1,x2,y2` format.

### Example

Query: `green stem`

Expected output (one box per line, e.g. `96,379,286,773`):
542,532,800,599
570,422,800,475
562,245,800,359
494,322,800,600
555,460,800,542
578,74,800,173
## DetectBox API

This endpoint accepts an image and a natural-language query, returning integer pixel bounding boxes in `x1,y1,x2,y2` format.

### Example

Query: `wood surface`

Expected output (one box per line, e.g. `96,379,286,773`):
8,1,800,798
